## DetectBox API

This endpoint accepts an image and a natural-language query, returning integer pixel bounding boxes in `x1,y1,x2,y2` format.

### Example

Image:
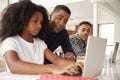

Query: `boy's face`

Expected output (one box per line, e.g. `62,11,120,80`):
50,10,70,33
78,24,91,41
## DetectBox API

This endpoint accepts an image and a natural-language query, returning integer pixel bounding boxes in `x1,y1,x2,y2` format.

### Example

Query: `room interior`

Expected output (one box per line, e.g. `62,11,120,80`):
0,0,120,72
44,0,120,59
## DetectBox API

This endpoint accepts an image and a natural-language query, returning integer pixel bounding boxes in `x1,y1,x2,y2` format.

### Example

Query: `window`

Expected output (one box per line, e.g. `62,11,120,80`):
98,24,114,55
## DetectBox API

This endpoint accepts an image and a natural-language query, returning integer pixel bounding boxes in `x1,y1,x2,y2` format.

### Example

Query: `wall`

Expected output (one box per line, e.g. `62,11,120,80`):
115,19,120,59
0,0,8,58
98,3,120,59
0,0,8,13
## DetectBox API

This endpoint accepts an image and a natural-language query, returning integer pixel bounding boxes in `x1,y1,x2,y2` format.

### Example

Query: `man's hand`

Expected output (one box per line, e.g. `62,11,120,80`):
64,52,76,62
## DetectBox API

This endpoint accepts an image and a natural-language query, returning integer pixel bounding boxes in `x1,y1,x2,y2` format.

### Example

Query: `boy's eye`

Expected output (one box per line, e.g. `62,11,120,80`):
64,20,67,24
87,30,90,33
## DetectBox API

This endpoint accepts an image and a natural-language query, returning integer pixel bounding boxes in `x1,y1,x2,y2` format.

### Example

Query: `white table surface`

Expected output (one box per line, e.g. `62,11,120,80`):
97,59,120,80
0,72,40,80
0,60,120,80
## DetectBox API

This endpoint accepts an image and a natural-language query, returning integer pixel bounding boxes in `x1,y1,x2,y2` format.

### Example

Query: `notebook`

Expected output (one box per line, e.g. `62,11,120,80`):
40,74,97,80
112,42,119,63
82,36,107,77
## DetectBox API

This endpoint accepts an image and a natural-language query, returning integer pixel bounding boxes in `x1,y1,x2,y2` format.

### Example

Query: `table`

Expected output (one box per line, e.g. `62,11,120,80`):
97,60,120,80
0,60,120,80
0,72,39,80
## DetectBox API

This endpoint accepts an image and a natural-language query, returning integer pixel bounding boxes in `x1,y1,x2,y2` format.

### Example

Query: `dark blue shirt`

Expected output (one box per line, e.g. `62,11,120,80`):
45,29,75,64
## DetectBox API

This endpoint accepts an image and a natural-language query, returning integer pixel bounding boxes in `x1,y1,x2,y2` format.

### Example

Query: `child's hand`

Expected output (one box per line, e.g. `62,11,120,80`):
51,62,83,75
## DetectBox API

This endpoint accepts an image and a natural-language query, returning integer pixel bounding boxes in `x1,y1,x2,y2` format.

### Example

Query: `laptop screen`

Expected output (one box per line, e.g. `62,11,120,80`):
112,42,119,63
82,36,107,77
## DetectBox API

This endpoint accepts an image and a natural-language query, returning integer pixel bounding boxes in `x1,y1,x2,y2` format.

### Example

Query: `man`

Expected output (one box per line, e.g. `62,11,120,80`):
69,21,92,57
44,5,76,64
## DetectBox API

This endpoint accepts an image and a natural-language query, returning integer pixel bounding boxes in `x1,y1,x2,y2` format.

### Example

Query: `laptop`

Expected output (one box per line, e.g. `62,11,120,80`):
112,42,119,63
82,36,107,77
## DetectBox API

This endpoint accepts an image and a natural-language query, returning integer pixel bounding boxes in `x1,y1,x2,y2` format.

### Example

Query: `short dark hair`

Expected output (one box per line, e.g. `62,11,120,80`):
53,5,71,15
78,21,92,27
0,1,49,41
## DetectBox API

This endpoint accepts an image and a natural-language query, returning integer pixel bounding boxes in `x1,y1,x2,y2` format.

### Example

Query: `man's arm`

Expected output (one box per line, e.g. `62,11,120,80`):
60,29,76,61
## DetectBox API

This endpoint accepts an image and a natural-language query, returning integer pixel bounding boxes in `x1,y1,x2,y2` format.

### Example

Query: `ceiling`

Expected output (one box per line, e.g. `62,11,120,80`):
3,0,120,26
101,0,120,18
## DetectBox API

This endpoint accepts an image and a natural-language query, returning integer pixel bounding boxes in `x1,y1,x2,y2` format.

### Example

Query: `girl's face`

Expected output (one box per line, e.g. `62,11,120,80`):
23,12,43,36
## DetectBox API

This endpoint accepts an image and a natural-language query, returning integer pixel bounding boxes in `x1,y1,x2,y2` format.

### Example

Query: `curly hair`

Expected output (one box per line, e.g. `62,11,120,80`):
0,1,49,41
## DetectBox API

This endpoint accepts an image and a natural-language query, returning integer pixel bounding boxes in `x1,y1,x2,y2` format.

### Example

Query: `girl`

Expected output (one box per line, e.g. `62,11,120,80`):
0,1,83,75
